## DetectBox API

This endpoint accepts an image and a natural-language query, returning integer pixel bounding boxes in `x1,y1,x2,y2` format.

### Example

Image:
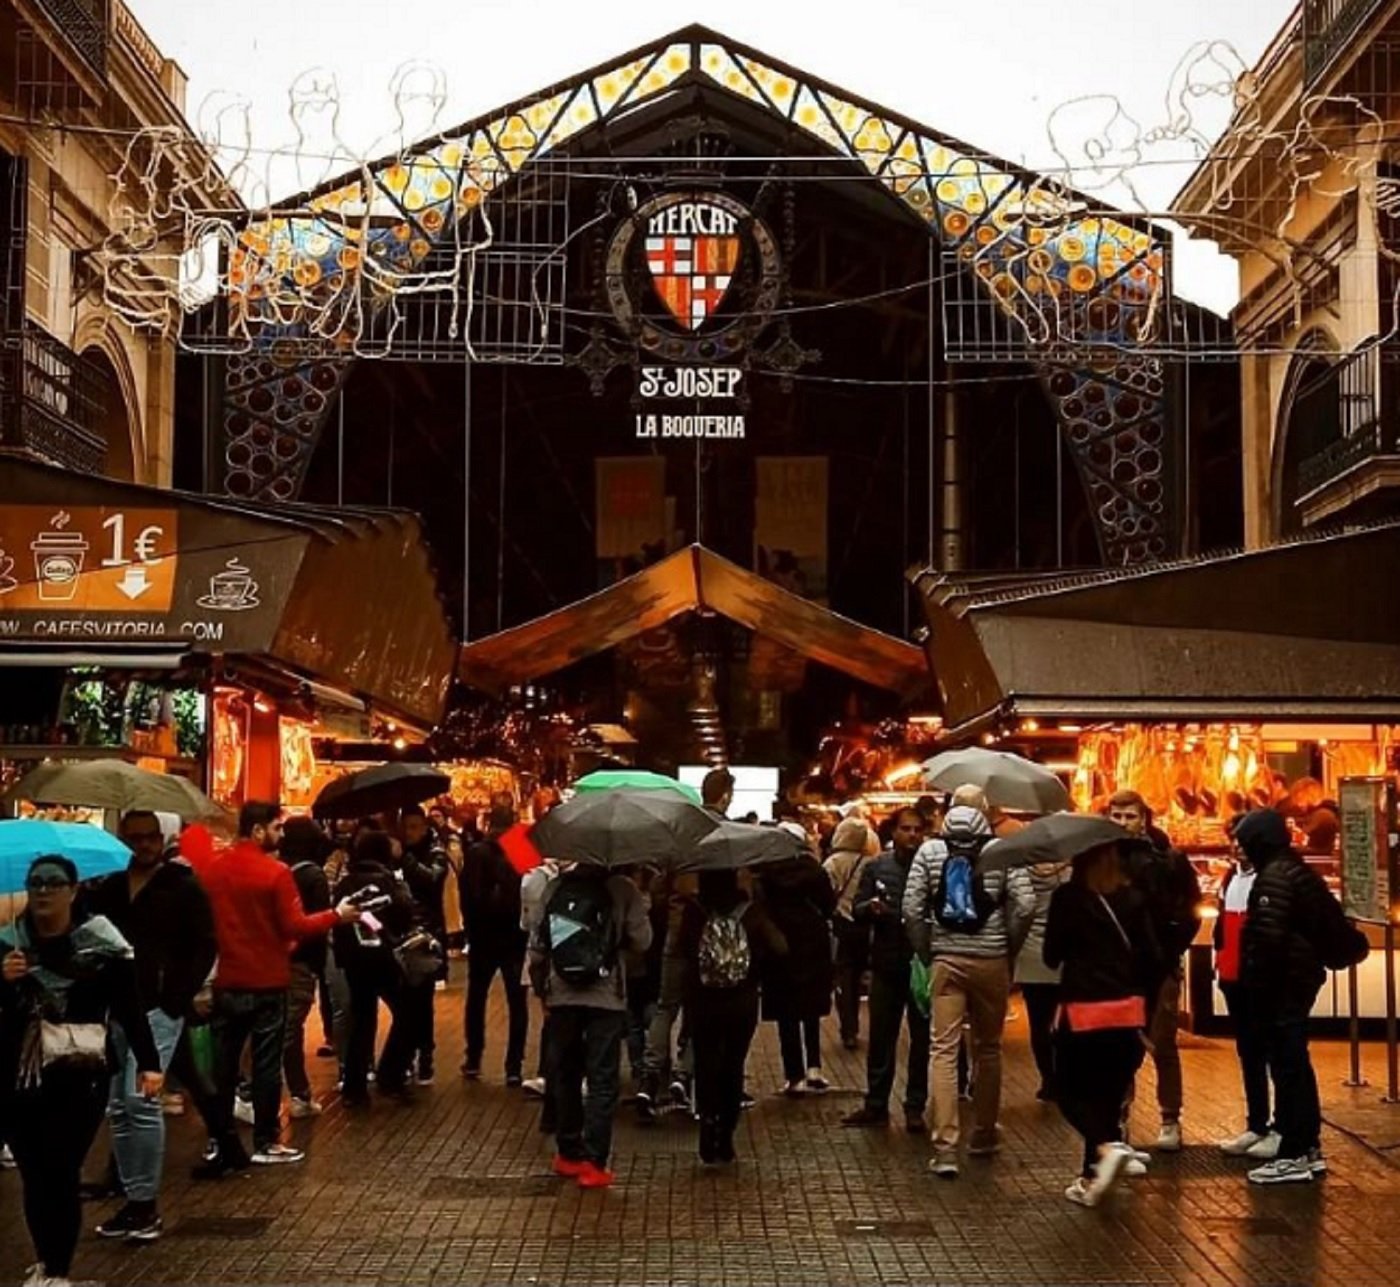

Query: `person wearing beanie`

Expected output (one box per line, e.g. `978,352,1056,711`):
824,818,876,1049
903,804,1035,1178
1236,809,1368,1184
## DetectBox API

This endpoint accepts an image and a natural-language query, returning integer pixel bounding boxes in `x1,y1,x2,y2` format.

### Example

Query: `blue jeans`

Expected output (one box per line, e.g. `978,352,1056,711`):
548,1006,627,1167
108,1009,183,1203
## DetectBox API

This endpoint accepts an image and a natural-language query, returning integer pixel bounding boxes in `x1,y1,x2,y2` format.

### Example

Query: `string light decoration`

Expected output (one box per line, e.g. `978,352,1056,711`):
52,22,1400,553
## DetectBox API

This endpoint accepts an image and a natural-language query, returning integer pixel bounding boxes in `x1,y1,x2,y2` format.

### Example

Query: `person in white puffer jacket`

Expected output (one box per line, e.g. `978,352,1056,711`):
903,805,1035,1179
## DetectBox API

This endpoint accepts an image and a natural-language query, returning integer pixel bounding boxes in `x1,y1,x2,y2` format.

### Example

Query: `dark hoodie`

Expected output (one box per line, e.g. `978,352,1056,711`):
1237,809,1367,1013
757,855,836,1022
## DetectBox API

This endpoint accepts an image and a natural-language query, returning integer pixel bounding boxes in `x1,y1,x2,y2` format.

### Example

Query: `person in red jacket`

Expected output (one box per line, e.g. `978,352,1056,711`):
196,802,359,1175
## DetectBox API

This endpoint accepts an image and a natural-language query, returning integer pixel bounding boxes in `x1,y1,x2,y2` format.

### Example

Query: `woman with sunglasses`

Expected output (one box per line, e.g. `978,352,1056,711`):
1,854,161,1286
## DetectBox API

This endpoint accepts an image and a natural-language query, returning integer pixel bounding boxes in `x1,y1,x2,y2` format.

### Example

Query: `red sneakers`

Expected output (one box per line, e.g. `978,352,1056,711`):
552,1155,588,1178
575,1162,615,1188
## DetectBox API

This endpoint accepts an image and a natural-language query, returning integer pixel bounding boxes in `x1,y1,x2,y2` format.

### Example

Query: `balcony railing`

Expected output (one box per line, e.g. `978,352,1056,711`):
1298,418,1399,494
0,324,109,474
1293,342,1400,497
30,0,109,79
1304,0,1389,83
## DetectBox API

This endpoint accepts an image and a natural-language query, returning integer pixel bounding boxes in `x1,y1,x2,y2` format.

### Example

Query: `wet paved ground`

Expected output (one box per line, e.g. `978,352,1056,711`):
5,966,1400,1286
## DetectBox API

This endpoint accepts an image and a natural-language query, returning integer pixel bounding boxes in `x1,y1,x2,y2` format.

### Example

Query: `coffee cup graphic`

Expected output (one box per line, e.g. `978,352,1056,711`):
197,558,260,612
32,514,88,602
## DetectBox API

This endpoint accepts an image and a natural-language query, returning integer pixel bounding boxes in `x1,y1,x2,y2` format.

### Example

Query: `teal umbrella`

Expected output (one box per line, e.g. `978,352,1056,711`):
573,769,701,806
0,820,131,895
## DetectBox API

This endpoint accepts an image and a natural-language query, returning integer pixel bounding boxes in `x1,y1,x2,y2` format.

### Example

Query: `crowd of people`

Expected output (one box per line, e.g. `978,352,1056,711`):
0,770,1371,1284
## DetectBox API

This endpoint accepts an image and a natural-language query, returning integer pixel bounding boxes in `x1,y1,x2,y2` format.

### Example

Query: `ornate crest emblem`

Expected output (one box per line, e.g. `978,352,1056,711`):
643,199,742,330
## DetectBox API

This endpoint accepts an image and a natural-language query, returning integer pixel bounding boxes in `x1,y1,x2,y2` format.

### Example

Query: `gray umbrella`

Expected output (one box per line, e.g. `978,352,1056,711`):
980,813,1128,870
530,788,721,869
3,758,223,821
675,820,803,872
921,746,1070,814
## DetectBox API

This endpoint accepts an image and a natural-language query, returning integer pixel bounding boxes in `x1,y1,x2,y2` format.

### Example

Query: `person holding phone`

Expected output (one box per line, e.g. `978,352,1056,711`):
1,854,162,1283
841,808,930,1133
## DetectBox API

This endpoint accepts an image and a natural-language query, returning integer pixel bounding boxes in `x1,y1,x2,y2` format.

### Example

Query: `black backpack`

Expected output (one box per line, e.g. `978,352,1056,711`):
543,873,616,985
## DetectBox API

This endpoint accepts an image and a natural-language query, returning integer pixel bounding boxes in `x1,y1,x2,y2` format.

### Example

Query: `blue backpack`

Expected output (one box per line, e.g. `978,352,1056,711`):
933,836,995,931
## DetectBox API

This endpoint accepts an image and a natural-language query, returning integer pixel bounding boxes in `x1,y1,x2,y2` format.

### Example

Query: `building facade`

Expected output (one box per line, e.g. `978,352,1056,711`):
1177,0,1400,543
0,0,235,483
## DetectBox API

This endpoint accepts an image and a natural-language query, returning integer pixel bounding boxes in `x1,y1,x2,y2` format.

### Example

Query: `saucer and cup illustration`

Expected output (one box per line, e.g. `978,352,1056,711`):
197,558,260,612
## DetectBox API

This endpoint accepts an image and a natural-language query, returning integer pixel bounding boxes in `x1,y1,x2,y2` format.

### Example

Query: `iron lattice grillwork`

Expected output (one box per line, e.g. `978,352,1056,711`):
15,0,108,115
205,26,1180,561
0,324,110,474
1304,0,1388,84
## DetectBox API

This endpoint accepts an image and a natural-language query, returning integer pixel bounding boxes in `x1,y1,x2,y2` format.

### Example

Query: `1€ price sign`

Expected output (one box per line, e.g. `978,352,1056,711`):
0,506,178,613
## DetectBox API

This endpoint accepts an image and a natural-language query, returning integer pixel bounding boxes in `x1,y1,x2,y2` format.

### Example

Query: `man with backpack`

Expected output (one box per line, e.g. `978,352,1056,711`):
459,804,530,1085
524,862,651,1188
903,804,1034,1178
1235,808,1368,1184
841,808,930,1133
1108,790,1201,1151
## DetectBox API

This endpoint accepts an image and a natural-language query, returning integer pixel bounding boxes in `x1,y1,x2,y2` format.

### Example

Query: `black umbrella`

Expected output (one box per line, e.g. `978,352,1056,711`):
530,789,720,869
312,763,451,820
981,813,1128,870
675,820,803,872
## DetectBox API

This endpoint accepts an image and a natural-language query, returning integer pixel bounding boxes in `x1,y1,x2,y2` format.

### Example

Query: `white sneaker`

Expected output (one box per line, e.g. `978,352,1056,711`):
161,1092,185,1117
288,1096,323,1119
1307,1148,1328,1176
1088,1142,1129,1202
251,1144,305,1165
233,1097,255,1126
1219,1129,1265,1156
521,1077,547,1098
1125,1156,1149,1177
1248,1157,1313,1185
1064,1176,1096,1207
804,1069,830,1093
1245,1131,1282,1160
0,1143,15,1169
928,1155,959,1179
1154,1121,1182,1152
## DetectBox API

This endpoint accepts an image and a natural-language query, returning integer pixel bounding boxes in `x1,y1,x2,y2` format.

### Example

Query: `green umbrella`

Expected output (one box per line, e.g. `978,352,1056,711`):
573,769,701,806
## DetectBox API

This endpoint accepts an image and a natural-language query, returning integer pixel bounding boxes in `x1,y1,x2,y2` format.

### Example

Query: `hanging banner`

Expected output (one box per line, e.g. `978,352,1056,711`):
755,457,828,601
595,457,667,586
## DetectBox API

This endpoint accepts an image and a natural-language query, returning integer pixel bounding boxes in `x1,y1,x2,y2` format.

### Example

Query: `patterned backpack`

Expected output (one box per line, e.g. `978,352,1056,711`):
697,901,752,988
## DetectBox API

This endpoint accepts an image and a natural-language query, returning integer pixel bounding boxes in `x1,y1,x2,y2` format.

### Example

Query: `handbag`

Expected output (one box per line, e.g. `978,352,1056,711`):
39,1020,108,1070
1061,996,1147,1031
1061,894,1148,1032
393,932,444,988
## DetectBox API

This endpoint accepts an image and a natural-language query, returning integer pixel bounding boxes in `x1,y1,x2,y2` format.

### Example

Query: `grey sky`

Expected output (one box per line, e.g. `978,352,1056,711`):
130,0,1296,313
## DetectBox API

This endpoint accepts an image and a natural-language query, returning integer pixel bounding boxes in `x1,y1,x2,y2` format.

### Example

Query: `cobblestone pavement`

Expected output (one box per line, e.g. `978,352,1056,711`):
5,967,1400,1286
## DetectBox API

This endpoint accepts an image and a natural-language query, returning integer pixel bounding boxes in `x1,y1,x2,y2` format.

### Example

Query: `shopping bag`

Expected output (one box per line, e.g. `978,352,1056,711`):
909,957,931,1018
187,1022,216,1082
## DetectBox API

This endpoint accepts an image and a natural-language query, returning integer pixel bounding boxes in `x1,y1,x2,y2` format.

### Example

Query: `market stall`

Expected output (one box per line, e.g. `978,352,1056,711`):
0,456,456,813
912,520,1400,1025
